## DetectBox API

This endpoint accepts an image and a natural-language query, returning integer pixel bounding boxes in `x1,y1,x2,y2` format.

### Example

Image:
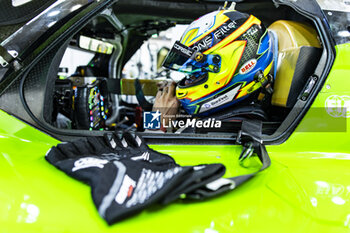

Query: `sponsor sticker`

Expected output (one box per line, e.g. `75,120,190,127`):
199,84,242,113
72,157,109,172
192,21,237,52
115,175,136,205
325,95,350,118
174,43,193,57
239,59,257,75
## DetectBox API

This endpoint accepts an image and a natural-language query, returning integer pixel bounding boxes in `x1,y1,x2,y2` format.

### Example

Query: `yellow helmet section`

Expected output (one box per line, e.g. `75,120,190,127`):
204,15,261,54
176,11,262,102
181,28,199,46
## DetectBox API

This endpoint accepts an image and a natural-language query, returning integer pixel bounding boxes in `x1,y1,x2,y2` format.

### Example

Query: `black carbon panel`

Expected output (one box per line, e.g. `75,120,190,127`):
235,24,263,75
0,23,25,42
0,0,56,26
0,42,68,125
287,46,322,107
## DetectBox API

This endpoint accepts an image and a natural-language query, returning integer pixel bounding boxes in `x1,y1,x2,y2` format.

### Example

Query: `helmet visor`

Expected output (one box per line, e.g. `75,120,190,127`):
162,41,221,75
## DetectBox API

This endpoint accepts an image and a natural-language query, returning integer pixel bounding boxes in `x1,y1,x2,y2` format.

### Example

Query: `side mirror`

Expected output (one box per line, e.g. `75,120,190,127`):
157,47,170,70
78,35,114,54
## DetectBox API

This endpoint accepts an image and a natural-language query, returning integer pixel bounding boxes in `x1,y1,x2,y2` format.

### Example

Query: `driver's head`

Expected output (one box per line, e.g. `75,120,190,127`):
163,10,275,116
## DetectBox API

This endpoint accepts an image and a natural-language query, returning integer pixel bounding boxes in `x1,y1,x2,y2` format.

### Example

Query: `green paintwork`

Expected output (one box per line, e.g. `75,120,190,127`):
1,43,350,232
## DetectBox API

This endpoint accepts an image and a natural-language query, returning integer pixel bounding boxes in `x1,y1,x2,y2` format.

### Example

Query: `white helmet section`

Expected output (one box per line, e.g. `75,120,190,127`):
180,11,220,44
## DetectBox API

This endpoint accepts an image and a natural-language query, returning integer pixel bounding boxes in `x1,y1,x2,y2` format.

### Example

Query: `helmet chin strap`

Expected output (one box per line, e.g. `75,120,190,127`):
250,30,279,97
254,71,274,95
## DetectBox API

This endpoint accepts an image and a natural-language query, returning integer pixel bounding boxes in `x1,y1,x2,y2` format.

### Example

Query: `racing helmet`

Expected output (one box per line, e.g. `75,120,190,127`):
163,10,276,115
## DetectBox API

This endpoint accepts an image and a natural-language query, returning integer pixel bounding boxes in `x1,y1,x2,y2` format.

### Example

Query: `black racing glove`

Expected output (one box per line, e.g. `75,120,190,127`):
47,152,192,224
46,131,176,167
45,132,226,224
105,131,177,167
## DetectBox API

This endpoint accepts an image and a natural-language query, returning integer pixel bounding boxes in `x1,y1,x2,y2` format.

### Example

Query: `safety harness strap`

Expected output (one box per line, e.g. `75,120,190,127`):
186,120,271,200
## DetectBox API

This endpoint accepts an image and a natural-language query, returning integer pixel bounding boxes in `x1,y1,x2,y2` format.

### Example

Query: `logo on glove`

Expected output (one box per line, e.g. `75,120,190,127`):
72,157,109,172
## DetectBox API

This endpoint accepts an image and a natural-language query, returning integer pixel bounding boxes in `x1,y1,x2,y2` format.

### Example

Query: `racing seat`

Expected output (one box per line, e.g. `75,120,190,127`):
268,20,322,108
